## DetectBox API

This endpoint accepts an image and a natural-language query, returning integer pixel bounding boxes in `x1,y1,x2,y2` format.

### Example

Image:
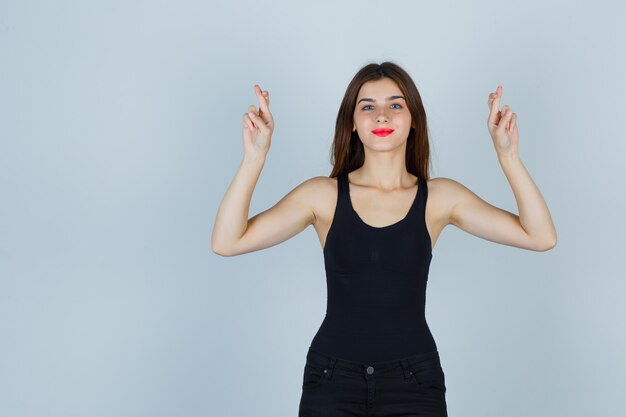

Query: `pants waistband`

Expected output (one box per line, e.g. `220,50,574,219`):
305,346,441,379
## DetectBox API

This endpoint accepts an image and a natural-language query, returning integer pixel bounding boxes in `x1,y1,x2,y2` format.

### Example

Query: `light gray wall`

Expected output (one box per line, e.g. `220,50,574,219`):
1,0,624,416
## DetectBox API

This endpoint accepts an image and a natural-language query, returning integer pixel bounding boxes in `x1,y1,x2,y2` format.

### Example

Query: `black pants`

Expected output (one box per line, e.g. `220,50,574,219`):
298,346,448,417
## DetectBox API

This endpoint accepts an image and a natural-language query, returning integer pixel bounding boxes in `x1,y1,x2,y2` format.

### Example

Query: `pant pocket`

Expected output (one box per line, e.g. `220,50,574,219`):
409,365,447,396
302,362,328,390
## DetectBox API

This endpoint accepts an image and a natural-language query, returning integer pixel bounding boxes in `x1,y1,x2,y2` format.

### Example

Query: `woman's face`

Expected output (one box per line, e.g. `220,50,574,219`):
353,78,415,151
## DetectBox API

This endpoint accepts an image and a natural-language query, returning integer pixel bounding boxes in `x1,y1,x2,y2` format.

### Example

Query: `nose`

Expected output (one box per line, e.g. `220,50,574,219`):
376,108,389,123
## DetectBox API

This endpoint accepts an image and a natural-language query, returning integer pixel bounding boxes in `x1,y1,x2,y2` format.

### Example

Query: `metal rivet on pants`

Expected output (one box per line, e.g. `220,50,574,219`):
366,366,374,375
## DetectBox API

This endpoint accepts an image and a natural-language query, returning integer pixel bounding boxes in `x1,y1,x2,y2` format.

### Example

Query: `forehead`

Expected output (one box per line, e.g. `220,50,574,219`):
357,78,402,97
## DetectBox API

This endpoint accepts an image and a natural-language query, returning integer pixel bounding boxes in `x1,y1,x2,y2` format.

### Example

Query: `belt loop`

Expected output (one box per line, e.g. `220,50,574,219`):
399,359,412,379
326,357,337,379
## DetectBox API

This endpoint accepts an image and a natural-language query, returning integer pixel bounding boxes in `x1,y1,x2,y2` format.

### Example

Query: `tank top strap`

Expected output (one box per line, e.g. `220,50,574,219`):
414,176,430,233
337,172,348,196
418,176,428,204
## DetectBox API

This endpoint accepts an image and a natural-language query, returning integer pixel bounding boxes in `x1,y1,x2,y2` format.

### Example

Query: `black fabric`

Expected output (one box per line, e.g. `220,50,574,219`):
309,171,437,363
298,346,447,417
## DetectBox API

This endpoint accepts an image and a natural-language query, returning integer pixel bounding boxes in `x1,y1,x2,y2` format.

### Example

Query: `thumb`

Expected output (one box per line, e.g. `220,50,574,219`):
496,109,513,135
248,111,270,135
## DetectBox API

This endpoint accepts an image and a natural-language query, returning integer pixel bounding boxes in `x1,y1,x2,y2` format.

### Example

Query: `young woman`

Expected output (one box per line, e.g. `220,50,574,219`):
212,61,556,417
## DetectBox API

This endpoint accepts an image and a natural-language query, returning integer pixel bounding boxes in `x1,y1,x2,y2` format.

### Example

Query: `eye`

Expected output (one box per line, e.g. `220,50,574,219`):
361,103,403,111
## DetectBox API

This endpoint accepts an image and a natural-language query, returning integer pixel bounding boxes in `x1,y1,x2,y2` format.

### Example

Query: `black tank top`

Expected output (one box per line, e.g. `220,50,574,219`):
309,171,437,363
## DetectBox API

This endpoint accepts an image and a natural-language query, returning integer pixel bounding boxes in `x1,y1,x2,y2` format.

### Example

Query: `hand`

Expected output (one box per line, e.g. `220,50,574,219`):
487,85,519,158
242,84,274,159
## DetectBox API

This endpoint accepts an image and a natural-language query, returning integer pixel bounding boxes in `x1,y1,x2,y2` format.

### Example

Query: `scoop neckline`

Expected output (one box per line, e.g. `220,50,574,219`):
345,173,420,230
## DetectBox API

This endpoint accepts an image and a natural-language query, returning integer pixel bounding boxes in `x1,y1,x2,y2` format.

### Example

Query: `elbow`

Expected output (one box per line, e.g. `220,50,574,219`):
536,235,557,252
211,244,225,256
211,242,234,257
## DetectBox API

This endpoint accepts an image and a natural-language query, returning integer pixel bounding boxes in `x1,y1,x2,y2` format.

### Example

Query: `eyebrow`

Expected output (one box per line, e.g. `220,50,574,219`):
357,95,405,104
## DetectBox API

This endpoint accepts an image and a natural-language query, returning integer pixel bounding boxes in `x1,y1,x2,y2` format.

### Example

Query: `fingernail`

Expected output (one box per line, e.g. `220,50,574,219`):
248,111,254,117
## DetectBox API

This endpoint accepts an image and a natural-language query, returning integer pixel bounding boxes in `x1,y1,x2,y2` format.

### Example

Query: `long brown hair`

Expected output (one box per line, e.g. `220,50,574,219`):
328,61,431,181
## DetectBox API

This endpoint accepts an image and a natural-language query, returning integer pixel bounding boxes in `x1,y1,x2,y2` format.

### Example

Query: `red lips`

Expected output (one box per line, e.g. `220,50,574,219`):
372,128,394,137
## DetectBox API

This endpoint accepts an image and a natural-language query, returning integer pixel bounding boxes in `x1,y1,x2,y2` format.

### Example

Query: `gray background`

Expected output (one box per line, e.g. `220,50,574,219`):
1,0,624,416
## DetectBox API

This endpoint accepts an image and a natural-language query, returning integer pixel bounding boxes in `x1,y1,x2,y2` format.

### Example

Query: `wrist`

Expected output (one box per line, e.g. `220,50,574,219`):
243,152,267,166
497,151,520,163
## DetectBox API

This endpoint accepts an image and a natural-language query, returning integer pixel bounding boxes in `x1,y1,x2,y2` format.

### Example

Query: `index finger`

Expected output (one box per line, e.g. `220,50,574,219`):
488,84,503,122
254,84,270,114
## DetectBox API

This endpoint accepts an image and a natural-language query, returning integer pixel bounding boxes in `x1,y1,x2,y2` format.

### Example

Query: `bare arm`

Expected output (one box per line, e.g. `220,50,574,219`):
445,154,557,252
211,155,317,256
443,85,557,252
211,154,266,256
211,83,317,256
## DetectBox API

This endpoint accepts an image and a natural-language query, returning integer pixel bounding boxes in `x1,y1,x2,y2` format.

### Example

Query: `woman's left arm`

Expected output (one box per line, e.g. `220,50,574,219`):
447,85,557,252
491,151,558,251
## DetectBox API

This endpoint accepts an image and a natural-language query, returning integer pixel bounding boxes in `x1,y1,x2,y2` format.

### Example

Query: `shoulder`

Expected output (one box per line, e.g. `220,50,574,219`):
288,174,336,202
424,176,471,225
296,175,336,195
426,176,465,193
292,176,338,226
302,175,338,204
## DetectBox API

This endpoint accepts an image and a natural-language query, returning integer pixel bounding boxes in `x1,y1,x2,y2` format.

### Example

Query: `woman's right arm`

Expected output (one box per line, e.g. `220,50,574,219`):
211,84,317,256
211,154,318,257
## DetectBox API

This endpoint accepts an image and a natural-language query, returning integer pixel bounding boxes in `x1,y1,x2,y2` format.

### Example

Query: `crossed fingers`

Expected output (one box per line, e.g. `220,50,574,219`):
243,84,270,128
